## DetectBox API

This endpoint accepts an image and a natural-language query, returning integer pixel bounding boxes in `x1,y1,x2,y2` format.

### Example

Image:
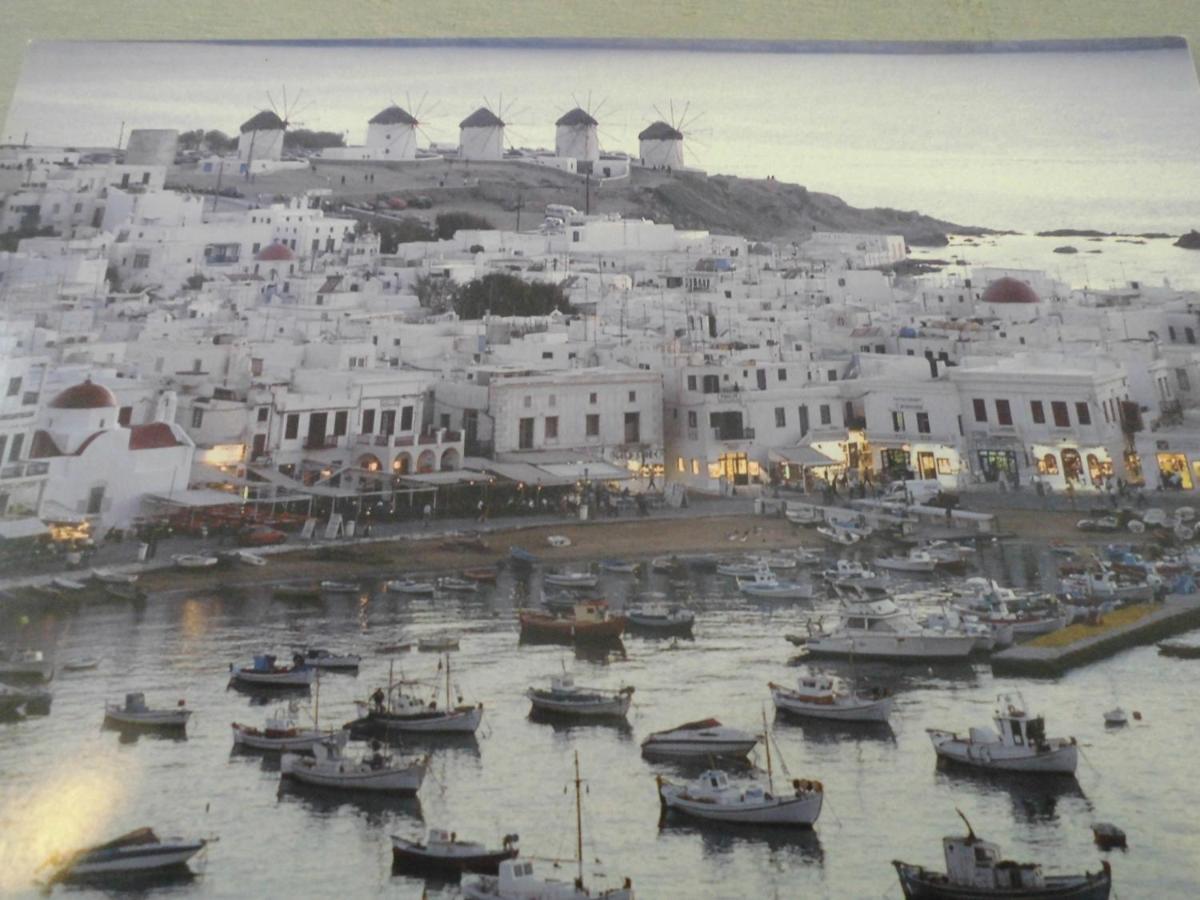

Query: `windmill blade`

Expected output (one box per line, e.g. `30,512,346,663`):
282,85,289,121
266,90,280,117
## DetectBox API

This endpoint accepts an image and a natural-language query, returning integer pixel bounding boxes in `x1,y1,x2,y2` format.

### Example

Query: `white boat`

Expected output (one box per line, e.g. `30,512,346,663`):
658,769,824,827
232,705,337,752
804,594,978,661
229,654,314,688
391,829,520,877
0,649,54,682
47,828,207,882
716,559,764,578
751,553,799,570
820,559,878,582
626,603,695,633
527,674,634,719
104,693,191,730
295,647,361,671
920,607,1011,652
599,559,639,574
385,578,436,595
737,566,813,601
817,524,863,545
641,718,758,760
875,550,939,573
1102,707,1128,727
319,580,361,595
770,674,893,723
91,568,138,585
927,693,1078,774
785,504,823,526
462,753,633,900
172,553,219,570
417,635,460,652
438,576,479,593
542,571,599,589
281,734,428,793
790,548,823,566
350,656,482,734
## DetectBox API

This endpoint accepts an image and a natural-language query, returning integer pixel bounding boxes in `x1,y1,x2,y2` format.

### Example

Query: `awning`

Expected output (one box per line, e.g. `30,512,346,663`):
144,489,244,509
0,518,50,540
246,464,360,498
463,460,575,487
397,470,485,486
538,461,633,482
769,447,842,467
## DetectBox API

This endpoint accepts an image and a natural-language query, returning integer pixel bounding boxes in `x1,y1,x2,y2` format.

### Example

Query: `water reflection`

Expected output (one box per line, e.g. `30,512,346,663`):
276,781,423,826
771,713,896,745
933,763,1088,824
661,818,825,863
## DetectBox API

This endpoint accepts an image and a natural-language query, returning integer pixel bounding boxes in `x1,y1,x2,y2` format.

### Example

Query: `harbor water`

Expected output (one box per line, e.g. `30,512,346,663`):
2,541,1198,898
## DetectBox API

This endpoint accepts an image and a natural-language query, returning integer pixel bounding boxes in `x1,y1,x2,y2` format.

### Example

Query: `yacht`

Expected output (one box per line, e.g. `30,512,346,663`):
803,594,977,661
641,719,757,760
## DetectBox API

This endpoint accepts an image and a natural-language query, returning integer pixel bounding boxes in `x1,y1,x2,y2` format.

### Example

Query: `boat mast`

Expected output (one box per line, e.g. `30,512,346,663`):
574,750,583,885
762,707,774,793
388,659,394,712
445,653,451,709
314,669,320,729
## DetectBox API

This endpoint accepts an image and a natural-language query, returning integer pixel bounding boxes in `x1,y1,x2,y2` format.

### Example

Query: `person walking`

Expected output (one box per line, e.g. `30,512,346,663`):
422,503,432,528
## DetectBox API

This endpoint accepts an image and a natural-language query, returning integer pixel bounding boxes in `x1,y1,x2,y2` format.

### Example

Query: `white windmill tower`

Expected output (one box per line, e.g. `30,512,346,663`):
554,94,602,164
365,93,435,160
238,88,307,170
638,101,698,170
458,101,506,161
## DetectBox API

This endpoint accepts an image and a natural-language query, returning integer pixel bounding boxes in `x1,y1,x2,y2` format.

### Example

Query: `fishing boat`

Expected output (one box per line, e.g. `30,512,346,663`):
462,567,499,583
737,566,813,601
927,693,1078,774
462,752,634,900
281,734,428,794
103,693,191,730
228,654,314,689
46,828,208,883
385,578,436,596
232,706,336,752
820,559,878,583
752,553,800,570
294,648,361,671
791,547,823,566
893,811,1112,900
770,674,893,723
392,829,520,878
319,580,361,596
417,634,460,652
438,576,480,594
272,583,322,602
625,602,695,636
875,550,939,573
1157,638,1200,659
509,546,539,569
347,656,483,735
804,594,977,661
543,571,599,589
817,524,862,545
527,674,634,719
172,553,219,570
716,559,764,578
657,712,822,827
519,601,626,645
785,503,823,526
641,718,758,761
0,649,54,682
599,559,639,574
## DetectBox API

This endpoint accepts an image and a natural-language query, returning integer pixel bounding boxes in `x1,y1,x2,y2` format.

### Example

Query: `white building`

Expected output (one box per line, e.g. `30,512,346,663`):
365,105,420,159
638,121,684,170
554,107,600,164
237,111,286,165
458,108,505,161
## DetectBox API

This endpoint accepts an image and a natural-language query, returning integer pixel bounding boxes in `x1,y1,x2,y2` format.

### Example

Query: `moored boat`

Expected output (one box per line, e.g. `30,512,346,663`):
657,770,823,828
272,583,322,602
1157,638,1200,659
319,580,361,596
417,634,460,652
927,693,1078,775
804,594,977,661
232,705,336,752
392,829,519,878
228,654,314,689
103,693,191,730
385,578,436,595
599,558,639,574
543,570,599,589
295,647,361,671
625,602,695,636
641,718,757,760
737,566,813,601
46,828,208,883
527,674,634,719
509,546,539,569
347,655,482,735
438,576,480,593
172,553,219,570
770,674,893,723
875,550,939,573
519,601,626,645
0,649,54,683
281,735,428,794
462,567,499,583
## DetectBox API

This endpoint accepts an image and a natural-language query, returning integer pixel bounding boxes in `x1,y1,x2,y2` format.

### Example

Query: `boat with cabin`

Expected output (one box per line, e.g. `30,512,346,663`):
527,674,634,719
281,734,428,793
228,654,314,689
737,566,813,601
543,570,600,589
641,718,757,761
519,601,626,645
347,656,482,735
625,602,695,636
46,828,208,883
927,693,1078,774
770,674,893,723
104,693,191,730
392,829,519,878
0,649,54,682
803,594,978,661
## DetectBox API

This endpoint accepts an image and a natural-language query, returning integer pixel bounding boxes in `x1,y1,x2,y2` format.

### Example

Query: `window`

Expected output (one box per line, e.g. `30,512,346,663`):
775,407,786,428
702,374,719,394
676,456,685,473
1051,401,1070,427
361,409,375,434
1188,327,1196,345
687,375,697,391
1031,400,1045,424
819,404,831,426
284,414,299,439
257,406,269,423
541,351,553,360
1075,402,1091,426
917,412,931,434
995,399,1013,426
8,433,23,462
798,405,809,436
191,407,204,428
333,410,348,437
118,406,132,426
589,393,598,404
400,406,414,432
628,391,637,402
1178,368,1192,392
891,411,905,432
6,377,20,397
572,230,580,243
86,485,105,515
624,412,640,443
0,435,6,462
545,416,558,440
827,369,837,382
691,459,701,475
381,410,396,435
687,410,698,428
778,368,787,382
250,357,264,377
1040,453,1059,475
972,398,987,423
133,253,150,269
1169,326,1177,341
548,394,556,408
586,414,600,437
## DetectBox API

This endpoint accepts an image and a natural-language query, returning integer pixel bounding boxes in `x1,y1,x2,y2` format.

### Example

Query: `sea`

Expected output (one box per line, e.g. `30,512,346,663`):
4,39,1200,237
1,543,1198,899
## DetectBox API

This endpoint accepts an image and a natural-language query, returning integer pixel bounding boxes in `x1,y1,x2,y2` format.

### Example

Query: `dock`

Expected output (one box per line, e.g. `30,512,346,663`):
991,594,1200,677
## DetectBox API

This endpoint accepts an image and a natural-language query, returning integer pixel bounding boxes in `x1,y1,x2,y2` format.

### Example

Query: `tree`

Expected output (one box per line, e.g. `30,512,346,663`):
435,211,494,240
283,129,346,151
414,274,454,314
202,130,237,153
452,273,571,320
376,219,434,254
178,129,205,151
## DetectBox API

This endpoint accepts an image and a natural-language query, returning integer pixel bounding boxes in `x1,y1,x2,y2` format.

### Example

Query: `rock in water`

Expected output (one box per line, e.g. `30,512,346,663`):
1174,230,1200,250
1053,245,1078,254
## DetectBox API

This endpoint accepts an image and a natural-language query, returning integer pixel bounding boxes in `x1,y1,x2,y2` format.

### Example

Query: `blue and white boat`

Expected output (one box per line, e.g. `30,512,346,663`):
509,546,539,568
48,828,207,882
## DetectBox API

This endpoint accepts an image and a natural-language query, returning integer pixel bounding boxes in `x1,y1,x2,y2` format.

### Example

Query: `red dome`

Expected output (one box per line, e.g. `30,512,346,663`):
981,277,1039,304
49,380,117,410
255,242,294,262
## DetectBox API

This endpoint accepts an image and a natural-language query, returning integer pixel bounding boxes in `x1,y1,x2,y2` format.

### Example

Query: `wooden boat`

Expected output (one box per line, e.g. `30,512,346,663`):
295,648,361,671
62,658,101,672
232,708,336,753
770,675,893,723
1,683,53,716
894,812,1112,899
417,635,460,652
519,601,626,645
392,829,519,878
927,693,1077,774
104,693,191,730
346,656,482,735
281,735,428,794
228,654,314,689
91,568,138,585
47,828,207,883
527,674,634,719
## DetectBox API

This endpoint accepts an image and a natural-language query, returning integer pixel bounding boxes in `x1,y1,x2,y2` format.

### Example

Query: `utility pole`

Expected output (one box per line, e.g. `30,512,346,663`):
116,120,125,151
515,192,524,232
584,172,591,215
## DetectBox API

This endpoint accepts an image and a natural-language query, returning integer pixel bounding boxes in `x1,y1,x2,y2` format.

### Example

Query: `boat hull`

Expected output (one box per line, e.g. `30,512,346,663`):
659,783,822,826
805,633,977,661
929,734,1078,774
391,840,517,878
59,843,206,879
104,710,191,729
281,756,427,793
771,688,893,723
528,693,631,719
231,724,330,752
642,738,757,760
893,861,1111,899
349,705,483,735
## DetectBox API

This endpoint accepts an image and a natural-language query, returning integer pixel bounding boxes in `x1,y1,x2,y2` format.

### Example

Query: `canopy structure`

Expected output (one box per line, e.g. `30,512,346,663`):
397,470,488,486
0,518,50,540
463,459,575,487
144,489,245,509
246,464,360,499
769,446,842,468
537,461,633,482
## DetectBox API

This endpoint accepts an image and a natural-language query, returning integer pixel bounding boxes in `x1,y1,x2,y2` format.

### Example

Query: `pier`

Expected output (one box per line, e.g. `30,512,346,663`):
990,595,1200,677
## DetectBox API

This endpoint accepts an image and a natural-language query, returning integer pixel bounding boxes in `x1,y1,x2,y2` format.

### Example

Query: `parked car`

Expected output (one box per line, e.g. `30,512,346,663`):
238,526,287,547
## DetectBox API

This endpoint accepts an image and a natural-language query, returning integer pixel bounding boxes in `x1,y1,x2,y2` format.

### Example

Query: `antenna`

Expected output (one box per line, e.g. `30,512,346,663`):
955,808,977,841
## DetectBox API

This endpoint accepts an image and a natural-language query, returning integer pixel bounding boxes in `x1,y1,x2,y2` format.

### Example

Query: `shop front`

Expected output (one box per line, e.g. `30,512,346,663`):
1033,444,1114,491
976,449,1019,484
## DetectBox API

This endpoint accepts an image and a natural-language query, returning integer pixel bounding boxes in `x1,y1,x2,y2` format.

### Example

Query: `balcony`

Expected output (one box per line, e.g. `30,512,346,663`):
0,461,50,481
303,436,340,451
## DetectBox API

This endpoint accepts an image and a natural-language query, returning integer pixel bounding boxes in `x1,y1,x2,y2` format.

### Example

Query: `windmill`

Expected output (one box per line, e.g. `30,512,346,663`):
554,92,609,163
366,91,440,159
458,95,535,161
638,100,706,170
238,87,308,176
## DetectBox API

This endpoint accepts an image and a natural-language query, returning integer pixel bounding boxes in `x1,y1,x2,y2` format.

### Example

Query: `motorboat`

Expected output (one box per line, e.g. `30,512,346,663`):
751,553,799,570
509,546,539,569
641,718,757,761
272,583,322,602
386,578,437,596
104,693,191,730
1102,708,1128,727
295,648,361,671
519,601,626,645
804,594,978,661
770,674,893,723
0,649,54,682
438,576,480,594
625,602,695,636
347,656,483,734
319,580,361,596
927,693,1078,774
46,828,207,883
893,812,1111,899
462,753,633,900
228,654,314,689
172,553,218,570
875,550,939,573
527,674,634,719
920,607,1011,653
417,634,460,652
543,571,599,589
820,559,878,582
817,524,863,545
91,568,138,585
785,503,823,526
281,734,428,794
232,705,337,752
1158,638,1200,659
657,770,823,827
599,559,639,574
716,559,764,578
392,829,519,878
737,566,813,601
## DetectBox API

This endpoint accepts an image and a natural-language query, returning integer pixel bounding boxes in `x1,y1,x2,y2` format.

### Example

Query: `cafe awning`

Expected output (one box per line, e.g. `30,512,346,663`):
0,518,50,540
769,446,842,467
